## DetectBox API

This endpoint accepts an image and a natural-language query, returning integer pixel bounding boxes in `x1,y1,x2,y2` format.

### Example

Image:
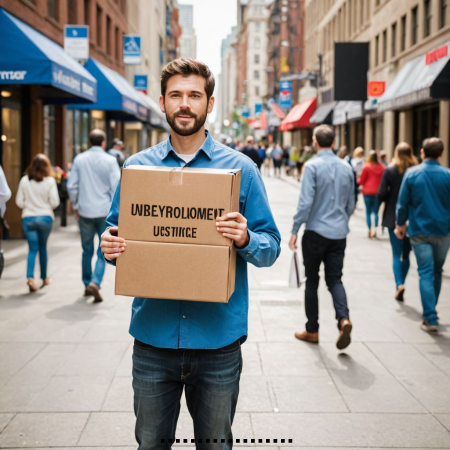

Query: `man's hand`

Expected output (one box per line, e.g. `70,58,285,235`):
74,210,79,221
100,227,126,261
289,234,298,251
216,212,249,249
395,225,407,240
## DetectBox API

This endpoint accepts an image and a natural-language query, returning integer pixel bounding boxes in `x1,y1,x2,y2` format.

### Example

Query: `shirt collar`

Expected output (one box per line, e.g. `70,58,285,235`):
163,130,214,161
89,146,104,152
317,149,334,157
424,159,440,165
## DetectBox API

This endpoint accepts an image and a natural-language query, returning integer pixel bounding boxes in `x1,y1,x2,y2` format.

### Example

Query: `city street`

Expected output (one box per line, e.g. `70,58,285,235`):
0,174,450,449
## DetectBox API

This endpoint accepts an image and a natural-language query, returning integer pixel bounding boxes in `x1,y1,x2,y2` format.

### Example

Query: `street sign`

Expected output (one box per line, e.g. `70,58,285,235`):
123,35,141,65
134,74,148,91
255,103,262,118
279,80,292,109
64,26,89,60
242,106,250,118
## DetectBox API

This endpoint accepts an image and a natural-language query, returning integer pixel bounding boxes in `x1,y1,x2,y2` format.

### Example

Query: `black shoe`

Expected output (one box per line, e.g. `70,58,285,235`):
85,283,104,302
395,285,405,302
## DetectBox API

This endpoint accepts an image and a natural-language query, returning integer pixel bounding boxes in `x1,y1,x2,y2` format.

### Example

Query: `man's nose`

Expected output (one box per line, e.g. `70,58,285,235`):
179,95,190,109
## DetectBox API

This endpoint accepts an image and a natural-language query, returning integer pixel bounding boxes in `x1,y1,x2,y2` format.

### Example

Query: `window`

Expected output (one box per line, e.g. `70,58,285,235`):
84,0,90,25
48,0,58,20
96,5,102,47
254,54,260,64
412,6,418,45
255,22,261,32
115,26,120,60
254,38,260,48
391,22,397,57
375,34,379,66
106,15,112,55
401,15,407,50
441,0,448,28
255,86,260,96
254,70,260,80
253,6,263,15
382,29,387,62
68,0,77,24
424,0,432,37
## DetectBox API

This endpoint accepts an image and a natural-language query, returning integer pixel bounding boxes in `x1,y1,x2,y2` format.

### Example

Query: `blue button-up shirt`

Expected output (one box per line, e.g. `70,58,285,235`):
68,146,121,218
396,160,450,237
106,131,281,349
292,150,355,240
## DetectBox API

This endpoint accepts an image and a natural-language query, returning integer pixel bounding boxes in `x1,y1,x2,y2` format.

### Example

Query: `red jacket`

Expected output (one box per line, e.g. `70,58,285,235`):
358,163,385,195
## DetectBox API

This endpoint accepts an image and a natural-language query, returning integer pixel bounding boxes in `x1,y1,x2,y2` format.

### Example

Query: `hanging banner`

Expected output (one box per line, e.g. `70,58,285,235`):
279,80,292,109
254,103,262,118
134,75,148,91
123,35,141,65
64,25,89,60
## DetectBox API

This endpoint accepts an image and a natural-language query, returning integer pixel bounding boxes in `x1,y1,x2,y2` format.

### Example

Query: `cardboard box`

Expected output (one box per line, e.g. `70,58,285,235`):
115,166,241,303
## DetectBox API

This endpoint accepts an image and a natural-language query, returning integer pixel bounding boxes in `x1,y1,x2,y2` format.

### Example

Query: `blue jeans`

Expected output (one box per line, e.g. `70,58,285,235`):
388,228,411,288
363,195,380,230
132,340,242,449
411,235,450,325
22,216,53,279
78,216,107,288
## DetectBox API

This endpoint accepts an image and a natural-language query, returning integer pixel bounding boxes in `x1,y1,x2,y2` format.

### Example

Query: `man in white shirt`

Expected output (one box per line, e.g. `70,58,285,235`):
68,129,120,302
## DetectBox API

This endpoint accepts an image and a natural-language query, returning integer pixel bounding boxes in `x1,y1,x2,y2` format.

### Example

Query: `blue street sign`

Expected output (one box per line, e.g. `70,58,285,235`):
279,80,292,109
134,75,148,90
255,103,262,117
242,106,250,118
123,35,141,65
64,25,89,60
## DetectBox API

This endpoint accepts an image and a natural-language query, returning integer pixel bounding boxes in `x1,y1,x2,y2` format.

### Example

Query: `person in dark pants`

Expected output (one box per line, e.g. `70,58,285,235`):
67,129,121,302
242,135,262,169
378,142,418,301
289,124,355,350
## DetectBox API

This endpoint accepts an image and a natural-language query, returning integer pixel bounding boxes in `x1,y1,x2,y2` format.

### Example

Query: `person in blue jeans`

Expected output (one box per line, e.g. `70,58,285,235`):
68,129,120,302
100,58,281,450
396,138,450,332
15,154,60,292
378,142,418,301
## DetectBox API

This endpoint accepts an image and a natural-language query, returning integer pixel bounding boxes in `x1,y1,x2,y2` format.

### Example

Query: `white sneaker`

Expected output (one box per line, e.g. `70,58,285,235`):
420,321,438,332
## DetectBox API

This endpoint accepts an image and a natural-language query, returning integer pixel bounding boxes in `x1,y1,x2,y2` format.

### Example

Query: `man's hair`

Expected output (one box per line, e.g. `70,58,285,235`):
89,129,106,146
161,58,215,100
313,125,335,148
422,137,444,159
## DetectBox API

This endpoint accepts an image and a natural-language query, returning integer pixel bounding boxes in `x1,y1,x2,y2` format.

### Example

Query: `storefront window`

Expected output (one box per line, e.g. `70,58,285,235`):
413,103,440,158
43,105,56,165
372,116,384,151
91,110,106,131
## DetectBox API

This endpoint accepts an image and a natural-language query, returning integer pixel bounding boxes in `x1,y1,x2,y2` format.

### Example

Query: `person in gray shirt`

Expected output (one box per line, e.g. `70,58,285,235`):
68,129,120,302
289,125,355,350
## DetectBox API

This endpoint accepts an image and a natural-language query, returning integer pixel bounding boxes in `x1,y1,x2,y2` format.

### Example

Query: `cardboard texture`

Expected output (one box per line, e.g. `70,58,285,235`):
115,166,241,303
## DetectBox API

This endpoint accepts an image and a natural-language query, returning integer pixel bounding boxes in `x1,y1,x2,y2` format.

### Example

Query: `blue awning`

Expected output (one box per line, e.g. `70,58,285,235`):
69,58,149,122
0,8,97,103
138,93,170,132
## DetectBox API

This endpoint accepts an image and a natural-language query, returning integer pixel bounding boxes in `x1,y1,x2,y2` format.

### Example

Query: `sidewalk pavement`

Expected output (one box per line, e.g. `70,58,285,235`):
0,175,449,449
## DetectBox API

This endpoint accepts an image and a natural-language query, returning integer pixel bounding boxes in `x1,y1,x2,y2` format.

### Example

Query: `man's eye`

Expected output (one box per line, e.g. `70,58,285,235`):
192,94,200,98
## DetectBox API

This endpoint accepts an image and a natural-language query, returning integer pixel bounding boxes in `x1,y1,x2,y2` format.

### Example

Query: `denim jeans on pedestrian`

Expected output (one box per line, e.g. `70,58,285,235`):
411,234,450,326
22,216,53,280
302,230,349,333
363,195,380,230
132,340,242,450
388,228,411,288
78,216,107,288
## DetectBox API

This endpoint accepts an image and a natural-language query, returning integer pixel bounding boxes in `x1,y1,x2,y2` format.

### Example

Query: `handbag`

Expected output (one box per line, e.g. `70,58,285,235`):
289,251,306,288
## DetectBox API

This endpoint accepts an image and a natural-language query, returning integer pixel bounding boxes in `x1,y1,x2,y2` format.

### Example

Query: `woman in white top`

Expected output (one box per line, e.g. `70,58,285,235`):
16,154,60,292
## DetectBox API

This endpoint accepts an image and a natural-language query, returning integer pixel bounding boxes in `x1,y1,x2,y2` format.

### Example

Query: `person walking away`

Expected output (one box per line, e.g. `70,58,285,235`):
68,129,120,302
298,145,314,178
242,135,261,169
107,138,126,167
271,142,283,177
378,143,418,301
282,145,290,175
257,144,267,172
338,145,348,159
289,146,300,179
100,58,281,449
396,138,450,333
289,125,355,350
15,154,60,292
350,147,364,205
358,150,385,238
379,150,388,167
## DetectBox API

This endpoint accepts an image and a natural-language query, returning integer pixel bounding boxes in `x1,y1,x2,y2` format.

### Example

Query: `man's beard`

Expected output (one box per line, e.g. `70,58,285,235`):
165,108,207,136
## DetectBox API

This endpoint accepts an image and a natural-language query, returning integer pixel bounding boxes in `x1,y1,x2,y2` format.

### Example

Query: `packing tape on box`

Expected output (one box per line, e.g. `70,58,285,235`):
169,167,184,185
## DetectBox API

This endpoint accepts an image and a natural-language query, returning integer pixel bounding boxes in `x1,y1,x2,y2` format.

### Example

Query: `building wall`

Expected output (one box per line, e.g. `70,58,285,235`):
179,3,196,58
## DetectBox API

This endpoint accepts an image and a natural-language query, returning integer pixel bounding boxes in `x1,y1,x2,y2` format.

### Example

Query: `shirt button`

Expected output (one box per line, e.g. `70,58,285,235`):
247,252,251,257
183,315,187,319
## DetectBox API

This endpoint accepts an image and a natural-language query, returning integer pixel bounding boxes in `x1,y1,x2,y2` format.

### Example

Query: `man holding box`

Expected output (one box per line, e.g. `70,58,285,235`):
100,58,281,450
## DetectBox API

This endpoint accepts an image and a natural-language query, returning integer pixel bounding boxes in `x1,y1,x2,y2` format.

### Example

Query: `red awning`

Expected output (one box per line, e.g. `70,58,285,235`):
279,97,317,131
268,100,285,119
260,110,268,131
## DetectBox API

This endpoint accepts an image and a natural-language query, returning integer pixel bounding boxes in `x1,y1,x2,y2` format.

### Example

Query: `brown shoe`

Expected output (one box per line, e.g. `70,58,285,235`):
85,282,104,303
336,319,352,350
395,285,405,301
294,330,319,344
27,278,38,293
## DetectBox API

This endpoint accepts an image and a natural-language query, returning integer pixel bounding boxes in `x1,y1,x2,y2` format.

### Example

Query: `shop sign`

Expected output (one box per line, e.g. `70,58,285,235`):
134,75,148,91
426,44,448,65
254,103,262,118
64,26,89,60
124,35,142,65
0,71,26,80
367,81,386,97
279,80,292,109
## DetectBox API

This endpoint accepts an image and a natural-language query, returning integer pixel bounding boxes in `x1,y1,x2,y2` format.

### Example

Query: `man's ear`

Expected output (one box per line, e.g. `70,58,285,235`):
159,95,165,113
207,96,215,114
